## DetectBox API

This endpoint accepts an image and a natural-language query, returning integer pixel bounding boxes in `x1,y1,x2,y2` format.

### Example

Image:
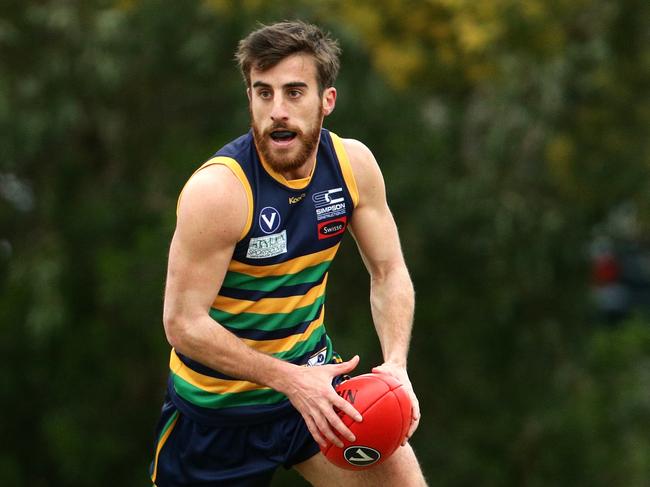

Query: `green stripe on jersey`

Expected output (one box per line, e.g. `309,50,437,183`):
222,262,331,291
273,324,327,362
209,294,324,331
172,374,287,409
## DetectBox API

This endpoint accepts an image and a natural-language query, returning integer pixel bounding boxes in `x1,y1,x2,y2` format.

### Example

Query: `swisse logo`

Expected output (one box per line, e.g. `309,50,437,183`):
318,217,347,240
343,446,381,467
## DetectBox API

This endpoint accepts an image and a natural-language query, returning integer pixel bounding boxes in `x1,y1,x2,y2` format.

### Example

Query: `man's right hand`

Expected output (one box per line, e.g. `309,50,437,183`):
282,355,363,448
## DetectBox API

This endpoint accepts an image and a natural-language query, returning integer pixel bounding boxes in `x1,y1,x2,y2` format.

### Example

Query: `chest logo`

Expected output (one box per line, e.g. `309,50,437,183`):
289,193,306,204
246,230,287,259
259,206,281,234
312,187,347,221
312,187,344,207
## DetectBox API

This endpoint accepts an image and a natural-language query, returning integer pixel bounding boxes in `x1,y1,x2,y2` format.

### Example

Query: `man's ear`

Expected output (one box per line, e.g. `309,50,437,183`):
322,87,337,116
247,87,252,102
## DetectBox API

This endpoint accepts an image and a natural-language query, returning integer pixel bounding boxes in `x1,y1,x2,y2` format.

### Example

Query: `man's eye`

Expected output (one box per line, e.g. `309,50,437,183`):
259,90,272,99
288,90,301,98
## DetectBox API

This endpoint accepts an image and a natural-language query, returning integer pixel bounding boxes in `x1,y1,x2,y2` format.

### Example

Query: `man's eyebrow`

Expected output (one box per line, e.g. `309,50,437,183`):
251,81,309,89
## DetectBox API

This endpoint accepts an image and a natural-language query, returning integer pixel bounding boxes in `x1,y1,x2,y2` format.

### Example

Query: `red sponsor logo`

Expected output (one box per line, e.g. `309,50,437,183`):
318,217,347,240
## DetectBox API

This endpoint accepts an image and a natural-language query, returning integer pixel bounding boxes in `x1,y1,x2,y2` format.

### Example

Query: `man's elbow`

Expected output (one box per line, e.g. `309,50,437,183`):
163,309,189,350
371,260,411,284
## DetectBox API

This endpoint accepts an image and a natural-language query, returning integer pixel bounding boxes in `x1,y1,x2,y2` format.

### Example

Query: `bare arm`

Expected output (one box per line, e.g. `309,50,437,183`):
344,138,420,442
162,163,361,447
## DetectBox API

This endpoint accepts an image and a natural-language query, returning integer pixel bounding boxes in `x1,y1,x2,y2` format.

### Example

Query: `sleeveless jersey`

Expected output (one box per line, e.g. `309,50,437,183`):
167,128,359,423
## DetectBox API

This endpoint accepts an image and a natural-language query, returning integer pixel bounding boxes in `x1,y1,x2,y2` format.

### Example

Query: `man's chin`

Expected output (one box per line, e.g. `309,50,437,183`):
265,156,306,174
262,145,305,172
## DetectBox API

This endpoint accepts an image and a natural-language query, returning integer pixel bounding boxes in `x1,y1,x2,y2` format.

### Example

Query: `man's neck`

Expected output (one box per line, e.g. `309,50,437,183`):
280,157,316,181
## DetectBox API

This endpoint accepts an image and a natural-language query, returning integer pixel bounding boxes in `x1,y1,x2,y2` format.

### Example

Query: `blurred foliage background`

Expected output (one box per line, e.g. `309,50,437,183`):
1,0,649,485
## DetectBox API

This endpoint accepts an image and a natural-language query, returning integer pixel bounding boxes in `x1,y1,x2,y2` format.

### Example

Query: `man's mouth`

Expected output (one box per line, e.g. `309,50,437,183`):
269,130,297,143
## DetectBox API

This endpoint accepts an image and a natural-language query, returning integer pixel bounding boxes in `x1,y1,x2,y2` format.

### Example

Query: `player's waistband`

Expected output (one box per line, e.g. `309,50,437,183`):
166,375,296,426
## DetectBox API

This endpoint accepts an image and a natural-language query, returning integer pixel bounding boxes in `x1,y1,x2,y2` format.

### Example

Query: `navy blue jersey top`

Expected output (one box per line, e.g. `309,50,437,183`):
167,128,359,423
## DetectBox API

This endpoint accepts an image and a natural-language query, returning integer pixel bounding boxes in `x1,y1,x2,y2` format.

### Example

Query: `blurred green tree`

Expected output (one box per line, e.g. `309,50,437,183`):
0,0,648,485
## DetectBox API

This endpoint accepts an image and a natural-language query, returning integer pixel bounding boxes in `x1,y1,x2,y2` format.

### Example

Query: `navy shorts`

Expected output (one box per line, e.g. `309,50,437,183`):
149,395,320,486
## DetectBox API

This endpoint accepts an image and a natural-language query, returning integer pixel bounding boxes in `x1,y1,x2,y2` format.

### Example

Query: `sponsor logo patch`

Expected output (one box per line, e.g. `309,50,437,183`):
305,347,328,367
259,207,281,234
313,187,346,221
344,446,381,467
317,217,347,240
289,193,306,204
312,187,344,207
246,230,287,259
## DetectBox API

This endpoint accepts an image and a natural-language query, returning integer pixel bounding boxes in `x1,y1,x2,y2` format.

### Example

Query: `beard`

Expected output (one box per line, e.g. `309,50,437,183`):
251,106,323,174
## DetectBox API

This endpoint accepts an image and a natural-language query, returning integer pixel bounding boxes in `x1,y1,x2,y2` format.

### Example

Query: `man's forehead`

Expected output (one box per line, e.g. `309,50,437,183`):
250,53,318,87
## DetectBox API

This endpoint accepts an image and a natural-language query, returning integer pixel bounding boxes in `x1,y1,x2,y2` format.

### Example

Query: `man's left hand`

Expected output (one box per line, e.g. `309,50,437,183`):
372,363,420,445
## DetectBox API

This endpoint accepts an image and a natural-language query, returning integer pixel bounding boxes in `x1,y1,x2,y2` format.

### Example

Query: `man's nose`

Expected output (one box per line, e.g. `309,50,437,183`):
270,97,289,121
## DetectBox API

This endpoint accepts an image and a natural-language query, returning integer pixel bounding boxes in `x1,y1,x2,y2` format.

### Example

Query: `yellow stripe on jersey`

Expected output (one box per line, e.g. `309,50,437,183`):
170,350,270,394
177,156,254,241
241,308,325,354
212,275,328,315
228,243,340,277
330,132,359,208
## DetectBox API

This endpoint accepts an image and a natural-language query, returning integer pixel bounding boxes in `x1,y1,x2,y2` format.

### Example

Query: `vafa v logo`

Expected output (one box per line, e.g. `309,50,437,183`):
259,207,281,234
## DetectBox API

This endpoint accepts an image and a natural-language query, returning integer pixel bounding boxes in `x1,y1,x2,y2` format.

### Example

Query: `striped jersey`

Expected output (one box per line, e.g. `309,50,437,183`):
167,128,359,423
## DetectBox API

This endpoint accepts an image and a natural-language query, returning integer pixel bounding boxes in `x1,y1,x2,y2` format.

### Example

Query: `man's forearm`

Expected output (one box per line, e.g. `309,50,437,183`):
167,314,295,394
369,264,415,365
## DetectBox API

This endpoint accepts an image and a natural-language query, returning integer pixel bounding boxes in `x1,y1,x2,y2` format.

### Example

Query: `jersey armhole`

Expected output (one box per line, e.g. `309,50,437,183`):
329,132,360,208
176,156,254,241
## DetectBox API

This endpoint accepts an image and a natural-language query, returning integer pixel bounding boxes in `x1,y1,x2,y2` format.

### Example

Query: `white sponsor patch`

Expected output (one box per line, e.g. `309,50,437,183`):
305,347,328,367
246,230,287,259
313,187,347,221
315,202,346,221
312,187,344,207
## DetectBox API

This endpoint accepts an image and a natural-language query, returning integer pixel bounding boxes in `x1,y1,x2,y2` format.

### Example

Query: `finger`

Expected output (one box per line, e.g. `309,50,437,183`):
314,413,344,449
403,398,421,445
304,415,327,448
334,393,363,422
323,406,356,443
403,415,420,445
334,354,360,375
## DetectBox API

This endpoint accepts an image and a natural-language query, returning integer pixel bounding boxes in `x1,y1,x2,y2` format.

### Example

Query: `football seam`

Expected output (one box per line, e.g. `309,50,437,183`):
349,381,399,423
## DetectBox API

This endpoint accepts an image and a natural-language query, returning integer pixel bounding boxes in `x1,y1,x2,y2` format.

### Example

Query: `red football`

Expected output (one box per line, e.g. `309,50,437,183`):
320,372,412,470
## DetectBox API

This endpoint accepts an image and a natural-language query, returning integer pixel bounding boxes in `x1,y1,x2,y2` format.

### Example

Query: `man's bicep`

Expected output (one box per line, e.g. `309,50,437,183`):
164,228,233,318
344,139,405,274
164,166,247,319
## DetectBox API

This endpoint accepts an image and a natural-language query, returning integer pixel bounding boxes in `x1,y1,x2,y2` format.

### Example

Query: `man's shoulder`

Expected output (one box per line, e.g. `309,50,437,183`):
214,130,254,161
331,136,384,207
335,136,378,176
339,137,372,160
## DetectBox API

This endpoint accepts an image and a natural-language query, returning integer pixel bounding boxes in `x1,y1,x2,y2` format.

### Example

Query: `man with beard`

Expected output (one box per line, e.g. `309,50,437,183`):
150,21,426,486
